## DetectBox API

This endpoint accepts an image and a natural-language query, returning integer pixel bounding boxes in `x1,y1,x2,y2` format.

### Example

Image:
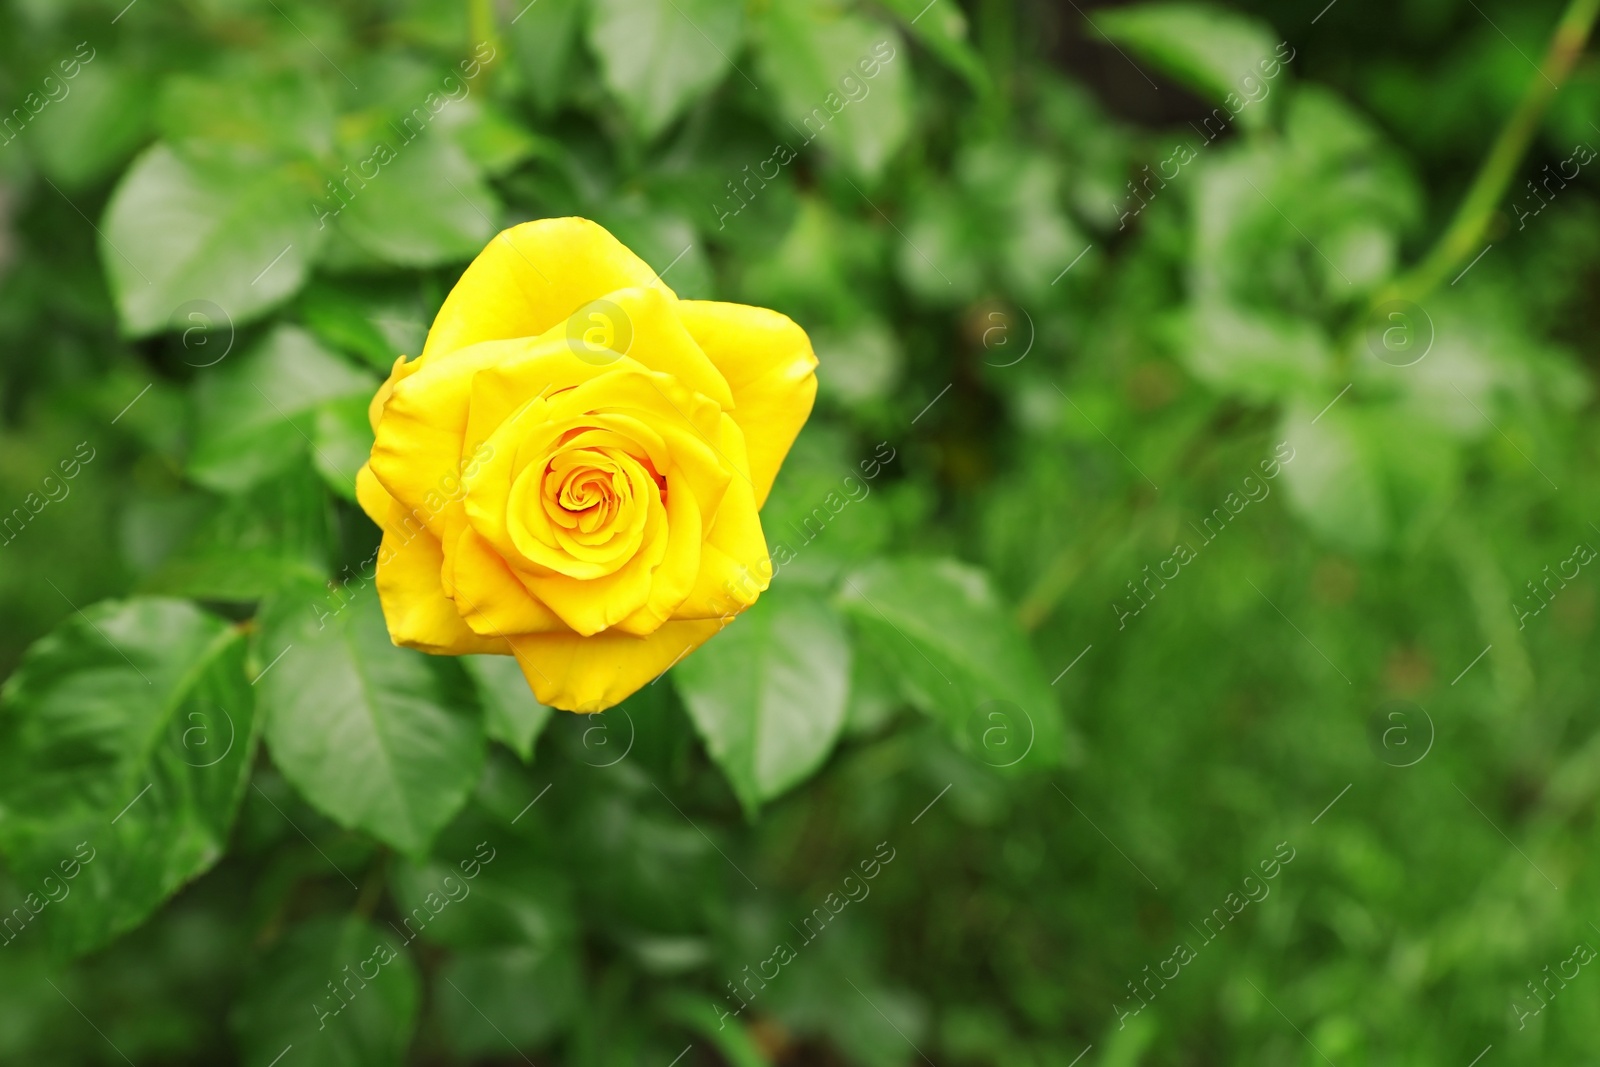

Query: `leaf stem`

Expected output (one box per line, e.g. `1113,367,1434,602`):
1382,0,1600,304
469,0,503,84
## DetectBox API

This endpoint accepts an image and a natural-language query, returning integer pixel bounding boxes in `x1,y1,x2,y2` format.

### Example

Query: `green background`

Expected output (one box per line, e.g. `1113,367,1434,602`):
1,0,1598,1063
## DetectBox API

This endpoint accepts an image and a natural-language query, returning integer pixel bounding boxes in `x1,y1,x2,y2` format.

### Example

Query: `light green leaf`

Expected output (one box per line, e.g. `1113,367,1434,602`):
440,100,543,177
156,66,336,164
674,587,851,813
1277,400,1387,550
510,0,586,110
0,598,256,957
462,654,552,762
188,324,375,493
232,916,420,1067
1278,399,1459,552
1093,3,1287,130
329,134,499,267
837,558,1065,770
29,59,151,188
257,587,486,855
1171,302,1333,403
594,202,713,298
312,395,376,503
588,0,745,139
843,643,901,736
814,318,902,407
757,1,911,179
100,144,326,337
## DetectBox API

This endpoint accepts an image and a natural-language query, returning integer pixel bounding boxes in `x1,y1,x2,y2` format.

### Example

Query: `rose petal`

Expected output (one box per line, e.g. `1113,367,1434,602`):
507,618,726,712
677,300,819,507
420,217,673,363
356,464,507,654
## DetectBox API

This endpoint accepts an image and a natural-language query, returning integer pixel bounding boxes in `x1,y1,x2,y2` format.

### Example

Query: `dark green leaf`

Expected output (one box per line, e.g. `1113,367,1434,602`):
232,916,419,1067
1092,2,1286,129
142,467,334,599
877,0,990,95
436,945,582,1056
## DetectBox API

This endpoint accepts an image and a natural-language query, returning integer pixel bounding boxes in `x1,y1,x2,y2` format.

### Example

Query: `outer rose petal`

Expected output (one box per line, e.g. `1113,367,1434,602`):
356,464,507,655
676,301,819,507
508,619,726,713
419,218,674,362
671,413,771,620
370,339,530,540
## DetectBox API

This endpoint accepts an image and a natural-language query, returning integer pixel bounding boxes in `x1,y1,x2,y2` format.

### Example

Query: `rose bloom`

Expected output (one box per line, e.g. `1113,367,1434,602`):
356,218,816,712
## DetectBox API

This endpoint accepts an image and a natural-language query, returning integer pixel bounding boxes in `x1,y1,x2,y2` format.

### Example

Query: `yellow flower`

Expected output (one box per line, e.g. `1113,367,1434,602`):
356,218,817,712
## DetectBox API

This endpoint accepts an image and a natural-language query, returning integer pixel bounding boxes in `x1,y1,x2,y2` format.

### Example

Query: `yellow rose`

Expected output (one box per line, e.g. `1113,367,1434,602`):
355,218,817,712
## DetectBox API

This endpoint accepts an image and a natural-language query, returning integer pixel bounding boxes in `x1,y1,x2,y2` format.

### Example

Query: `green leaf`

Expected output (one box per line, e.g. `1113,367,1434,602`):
436,946,582,1057
143,467,334,599
756,2,911,179
256,587,486,855
296,278,427,372
388,837,579,1055
28,59,151,189
1170,302,1333,403
232,916,420,1067
1092,3,1287,130
660,993,775,1067
462,654,552,762
587,0,745,139
1277,400,1385,550
837,559,1065,770
0,598,256,957
877,0,990,95
312,396,376,503
1277,399,1458,552
510,0,586,110
188,324,375,493
843,641,901,736
392,842,574,952
328,134,499,267
594,202,714,299
674,587,851,813
100,144,326,337
156,66,336,164
441,100,543,177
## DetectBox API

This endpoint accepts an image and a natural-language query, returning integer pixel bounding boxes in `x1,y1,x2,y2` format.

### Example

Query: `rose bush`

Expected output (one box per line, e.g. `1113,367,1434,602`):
357,218,817,711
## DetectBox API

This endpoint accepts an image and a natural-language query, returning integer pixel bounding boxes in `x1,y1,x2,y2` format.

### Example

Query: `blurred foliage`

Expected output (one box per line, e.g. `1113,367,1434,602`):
1,0,1599,1063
